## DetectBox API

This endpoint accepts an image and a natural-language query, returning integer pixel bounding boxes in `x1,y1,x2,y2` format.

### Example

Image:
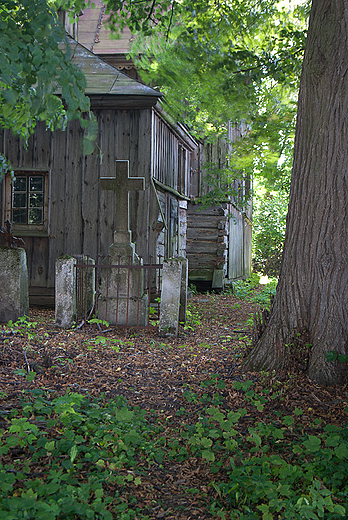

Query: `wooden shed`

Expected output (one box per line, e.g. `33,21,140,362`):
187,122,252,288
0,38,199,306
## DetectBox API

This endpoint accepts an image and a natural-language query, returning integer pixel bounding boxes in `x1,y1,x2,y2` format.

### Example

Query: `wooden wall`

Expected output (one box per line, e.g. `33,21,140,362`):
187,121,252,284
0,107,153,301
187,203,229,283
0,104,200,304
152,111,193,196
151,110,199,261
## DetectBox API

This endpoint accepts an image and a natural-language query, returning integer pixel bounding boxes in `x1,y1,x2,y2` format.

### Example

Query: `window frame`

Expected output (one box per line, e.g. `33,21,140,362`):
4,169,50,236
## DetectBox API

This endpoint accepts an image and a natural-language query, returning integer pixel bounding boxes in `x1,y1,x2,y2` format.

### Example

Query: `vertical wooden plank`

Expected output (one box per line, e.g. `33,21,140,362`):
228,206,244,279
33,122,51,169
48,129,67,286
27,237,49,287
19,133,35,168
4,130,22,169
82,111,102,259
243,219,252,278
132,109,152,260
64,119,84,256
99,109,116,256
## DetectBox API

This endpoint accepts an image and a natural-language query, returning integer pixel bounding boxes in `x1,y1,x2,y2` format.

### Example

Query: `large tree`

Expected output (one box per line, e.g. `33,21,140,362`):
245,0,348,386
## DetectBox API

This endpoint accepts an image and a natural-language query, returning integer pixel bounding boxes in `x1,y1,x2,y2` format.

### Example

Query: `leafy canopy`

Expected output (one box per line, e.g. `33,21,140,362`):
1,0,309,187
77,0,307,188
0,0,96,178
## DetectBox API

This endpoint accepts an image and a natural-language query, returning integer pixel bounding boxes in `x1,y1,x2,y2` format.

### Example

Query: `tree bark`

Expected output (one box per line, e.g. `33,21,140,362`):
245,0,348,385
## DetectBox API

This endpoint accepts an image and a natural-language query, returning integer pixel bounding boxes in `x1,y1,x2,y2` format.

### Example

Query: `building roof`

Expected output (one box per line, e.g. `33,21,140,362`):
58,37,162,101
77,2,133,55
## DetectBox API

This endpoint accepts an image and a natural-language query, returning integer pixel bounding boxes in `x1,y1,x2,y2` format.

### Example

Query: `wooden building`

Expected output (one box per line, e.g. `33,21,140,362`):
0,6,252,307
187,123,252,288
75,2,252,288
0,39,199,305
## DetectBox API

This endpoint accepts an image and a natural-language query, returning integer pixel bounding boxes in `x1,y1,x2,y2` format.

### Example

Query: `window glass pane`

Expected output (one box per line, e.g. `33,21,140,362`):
29,208,43,224
30,177,43,192
13,192,27,209
13,208,27,224
14,176,27,192
29,192,43,208
12,173,46,226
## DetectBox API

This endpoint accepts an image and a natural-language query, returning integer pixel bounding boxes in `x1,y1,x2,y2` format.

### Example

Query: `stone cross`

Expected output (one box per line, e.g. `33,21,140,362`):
100,160,145,243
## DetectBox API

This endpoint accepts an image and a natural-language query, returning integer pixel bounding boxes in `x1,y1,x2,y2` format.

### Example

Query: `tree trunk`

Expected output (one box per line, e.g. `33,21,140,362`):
245,0,348,385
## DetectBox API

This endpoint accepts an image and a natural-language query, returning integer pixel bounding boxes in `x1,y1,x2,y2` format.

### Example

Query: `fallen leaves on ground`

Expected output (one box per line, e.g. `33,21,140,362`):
0,292,347,519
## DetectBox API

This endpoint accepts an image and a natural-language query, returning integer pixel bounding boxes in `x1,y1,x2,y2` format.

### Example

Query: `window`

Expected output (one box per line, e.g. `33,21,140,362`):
4,170,49,235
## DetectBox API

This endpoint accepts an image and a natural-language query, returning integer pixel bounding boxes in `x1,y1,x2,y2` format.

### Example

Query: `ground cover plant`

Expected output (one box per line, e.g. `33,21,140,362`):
0,286,347,519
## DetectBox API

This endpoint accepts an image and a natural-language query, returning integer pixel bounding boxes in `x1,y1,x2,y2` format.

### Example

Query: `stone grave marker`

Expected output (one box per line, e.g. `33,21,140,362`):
98,160,148,325
0,246,29,322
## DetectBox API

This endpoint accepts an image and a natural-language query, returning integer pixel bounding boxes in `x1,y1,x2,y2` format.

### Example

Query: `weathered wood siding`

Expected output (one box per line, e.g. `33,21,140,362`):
0,106,153,300
151,110,199,260
187,204,229,282
187,121,252,283
0,102,201,303
152,111,194,196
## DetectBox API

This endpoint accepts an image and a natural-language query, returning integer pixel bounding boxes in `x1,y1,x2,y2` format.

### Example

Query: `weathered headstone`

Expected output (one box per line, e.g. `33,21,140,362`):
159,258,183,337
0,247,29,322
98,160,148,325
55,256,77,328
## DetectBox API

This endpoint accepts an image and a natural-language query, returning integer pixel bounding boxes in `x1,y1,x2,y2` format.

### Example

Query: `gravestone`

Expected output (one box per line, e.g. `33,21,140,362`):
55,256,77,328
159,257,188,337
0,247,29,322
98,160,148,325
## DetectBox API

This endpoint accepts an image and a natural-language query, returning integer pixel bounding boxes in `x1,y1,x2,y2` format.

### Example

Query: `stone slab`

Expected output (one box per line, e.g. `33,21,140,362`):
0,247,29,322
55,256,77,328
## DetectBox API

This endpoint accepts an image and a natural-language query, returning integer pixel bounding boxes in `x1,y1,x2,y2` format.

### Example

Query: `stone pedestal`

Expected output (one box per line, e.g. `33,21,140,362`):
98,236,148,326
55,256,77,328
159,258,183,337
0,247,29,322
179,257,188,325
212,269,225,290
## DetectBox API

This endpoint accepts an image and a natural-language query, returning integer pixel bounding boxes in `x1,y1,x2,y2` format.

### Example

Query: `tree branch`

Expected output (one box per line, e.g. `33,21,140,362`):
166,0,175,41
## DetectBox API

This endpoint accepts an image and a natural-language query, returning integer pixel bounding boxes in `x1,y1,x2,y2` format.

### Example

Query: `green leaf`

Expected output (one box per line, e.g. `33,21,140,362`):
94,488,104,498
335,443,348,460
325,351,338,362
2,89,17,104
247,432,262,447
201,437,213,448
303,435,321,453
333,504,347,516
82,136,95,155
45,441,55,452
272,428,284,440
69,444,78,463
202,449,215,462
282,415,295,426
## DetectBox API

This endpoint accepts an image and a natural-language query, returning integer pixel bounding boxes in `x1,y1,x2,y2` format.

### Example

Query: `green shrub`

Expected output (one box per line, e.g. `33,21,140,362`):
253,191,288,277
